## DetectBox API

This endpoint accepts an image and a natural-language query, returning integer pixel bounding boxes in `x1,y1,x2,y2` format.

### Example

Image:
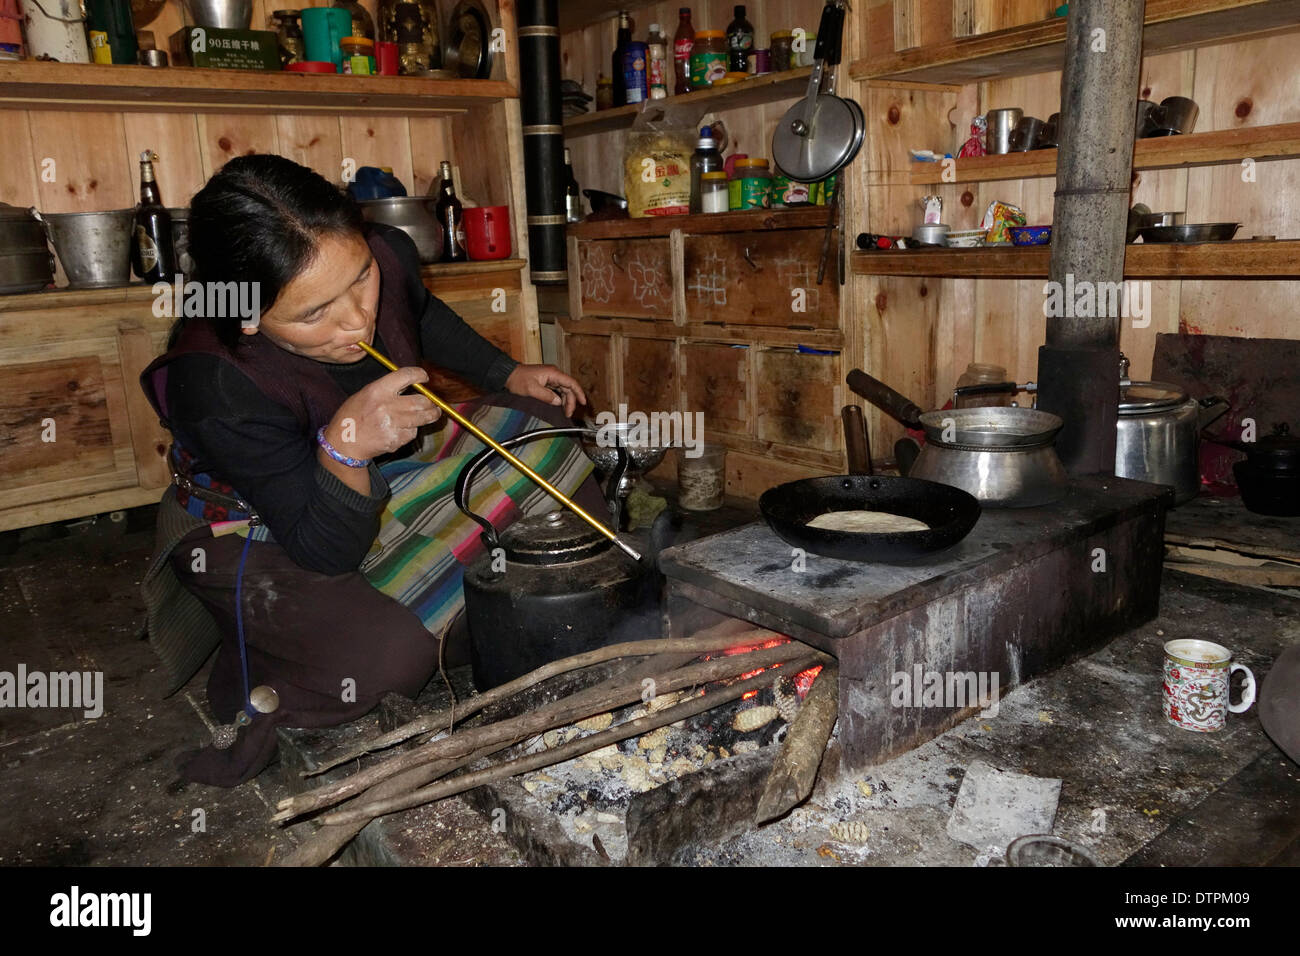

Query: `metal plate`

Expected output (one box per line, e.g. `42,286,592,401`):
1139,222,1240,243
446,0,493,79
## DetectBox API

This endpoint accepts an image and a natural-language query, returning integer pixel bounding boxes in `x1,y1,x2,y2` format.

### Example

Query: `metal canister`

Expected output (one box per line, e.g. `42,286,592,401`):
623,40,648,104
20,0,90,62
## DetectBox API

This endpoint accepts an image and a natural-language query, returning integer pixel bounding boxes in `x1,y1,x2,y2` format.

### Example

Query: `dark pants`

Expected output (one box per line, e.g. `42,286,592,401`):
171,530,440,786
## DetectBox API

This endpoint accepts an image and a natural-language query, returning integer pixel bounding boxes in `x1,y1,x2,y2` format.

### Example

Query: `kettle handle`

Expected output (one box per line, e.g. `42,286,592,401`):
453,425,596,550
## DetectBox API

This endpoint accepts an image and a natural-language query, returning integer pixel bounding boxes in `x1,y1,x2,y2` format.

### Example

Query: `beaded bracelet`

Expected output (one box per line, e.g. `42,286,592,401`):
316,427,371,468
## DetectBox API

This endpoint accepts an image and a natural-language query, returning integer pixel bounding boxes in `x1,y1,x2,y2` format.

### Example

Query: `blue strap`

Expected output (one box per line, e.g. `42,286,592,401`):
234,533,254,713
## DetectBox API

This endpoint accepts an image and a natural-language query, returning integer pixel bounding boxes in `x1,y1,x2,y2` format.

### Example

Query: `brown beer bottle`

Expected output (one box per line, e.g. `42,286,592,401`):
132,150,176,283
434,160,467,262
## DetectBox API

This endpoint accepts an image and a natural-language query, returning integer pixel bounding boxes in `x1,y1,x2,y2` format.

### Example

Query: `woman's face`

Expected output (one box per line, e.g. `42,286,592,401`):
243,231,380,364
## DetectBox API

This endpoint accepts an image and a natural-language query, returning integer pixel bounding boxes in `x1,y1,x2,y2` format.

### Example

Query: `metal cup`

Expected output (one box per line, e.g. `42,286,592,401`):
1039,112,1060,148
985,108,1023,155
1149,96,1199,136
1010,115,1045,151
1135,99,1160,138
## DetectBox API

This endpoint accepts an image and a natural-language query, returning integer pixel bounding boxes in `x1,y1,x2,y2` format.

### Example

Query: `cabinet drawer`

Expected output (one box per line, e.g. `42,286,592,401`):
622,336,678,415
683,230,838,329
755,347,842,452
682,342,750,438
560,331,616,417
576,238,674,319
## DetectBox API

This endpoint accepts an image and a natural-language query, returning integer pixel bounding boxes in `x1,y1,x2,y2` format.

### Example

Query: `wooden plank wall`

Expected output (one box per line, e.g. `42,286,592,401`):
850,3,1300,459
560,0,830,197
0,0,523,218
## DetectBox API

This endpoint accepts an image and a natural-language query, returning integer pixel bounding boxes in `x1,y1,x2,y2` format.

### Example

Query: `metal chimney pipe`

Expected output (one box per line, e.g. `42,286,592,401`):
1036,0,1147,475
517,0,567,284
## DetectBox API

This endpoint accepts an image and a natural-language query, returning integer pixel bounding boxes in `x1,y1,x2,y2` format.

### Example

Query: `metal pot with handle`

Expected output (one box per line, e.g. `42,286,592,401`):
1115,354,1228,504
0,203,55,294
847,369,1069,507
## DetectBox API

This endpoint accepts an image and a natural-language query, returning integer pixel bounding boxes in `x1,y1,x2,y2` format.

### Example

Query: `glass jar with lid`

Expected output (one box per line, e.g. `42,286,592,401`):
729,157,772,210
954,363,1015,408
700,171,729,214
689,29,726,88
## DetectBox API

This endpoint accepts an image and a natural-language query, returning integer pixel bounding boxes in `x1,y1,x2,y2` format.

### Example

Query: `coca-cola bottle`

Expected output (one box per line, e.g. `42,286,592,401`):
672,7,694,95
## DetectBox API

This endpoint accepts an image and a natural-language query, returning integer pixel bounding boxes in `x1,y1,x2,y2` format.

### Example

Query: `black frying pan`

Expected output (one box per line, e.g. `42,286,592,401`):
760,475,981,563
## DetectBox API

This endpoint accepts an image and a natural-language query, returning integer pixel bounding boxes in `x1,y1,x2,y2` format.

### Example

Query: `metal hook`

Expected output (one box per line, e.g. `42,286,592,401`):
610,251,625,272
743,247,760,271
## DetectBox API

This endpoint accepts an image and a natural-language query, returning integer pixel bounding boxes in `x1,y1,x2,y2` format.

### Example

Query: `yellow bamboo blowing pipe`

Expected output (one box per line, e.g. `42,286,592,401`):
354,340,642,563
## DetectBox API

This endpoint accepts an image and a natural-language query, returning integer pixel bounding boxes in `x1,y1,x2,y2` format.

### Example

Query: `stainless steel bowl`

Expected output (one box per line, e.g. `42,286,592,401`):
358,197,444,264
918,406,1064,447
911,223,949,246
184,0,253,29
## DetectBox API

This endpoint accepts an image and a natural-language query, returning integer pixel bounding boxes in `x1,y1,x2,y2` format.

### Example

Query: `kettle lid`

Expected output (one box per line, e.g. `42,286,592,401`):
1119,380,1187,413
498,510,611,566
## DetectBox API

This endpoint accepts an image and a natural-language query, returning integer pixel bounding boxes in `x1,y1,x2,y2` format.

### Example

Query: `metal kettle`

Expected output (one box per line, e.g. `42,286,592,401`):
1114,354,1228,504
453,426,658,691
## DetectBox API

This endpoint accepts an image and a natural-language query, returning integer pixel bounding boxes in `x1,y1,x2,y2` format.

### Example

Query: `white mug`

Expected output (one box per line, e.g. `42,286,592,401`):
1162,639,1255,732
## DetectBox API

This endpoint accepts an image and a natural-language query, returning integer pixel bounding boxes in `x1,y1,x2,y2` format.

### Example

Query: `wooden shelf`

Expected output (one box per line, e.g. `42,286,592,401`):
563,67,813,138
909,122,1300,184
0,61,516,116
568,206,831,240
0,258,528,313
850,0,1300,85
850,240,1300,278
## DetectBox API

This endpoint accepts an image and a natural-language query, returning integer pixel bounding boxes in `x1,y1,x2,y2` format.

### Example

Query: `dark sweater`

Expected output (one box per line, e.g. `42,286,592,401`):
165,223,517,575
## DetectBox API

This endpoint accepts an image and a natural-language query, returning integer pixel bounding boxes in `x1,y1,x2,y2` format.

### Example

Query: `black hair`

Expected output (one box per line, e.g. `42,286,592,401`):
170,153,364,350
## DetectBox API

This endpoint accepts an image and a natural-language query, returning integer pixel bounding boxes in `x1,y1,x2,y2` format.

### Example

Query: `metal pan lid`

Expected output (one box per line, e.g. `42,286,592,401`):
1119,380,1186,413
918,407,1063,446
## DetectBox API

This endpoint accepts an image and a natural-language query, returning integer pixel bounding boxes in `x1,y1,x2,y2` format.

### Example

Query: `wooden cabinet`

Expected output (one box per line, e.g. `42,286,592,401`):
0,0,540,532
559,208,846,495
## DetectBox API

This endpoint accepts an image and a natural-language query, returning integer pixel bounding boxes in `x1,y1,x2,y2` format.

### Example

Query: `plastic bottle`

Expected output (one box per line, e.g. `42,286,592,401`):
689,125,724,215
672,7,694,95
646,23,668,99
725,4,754,73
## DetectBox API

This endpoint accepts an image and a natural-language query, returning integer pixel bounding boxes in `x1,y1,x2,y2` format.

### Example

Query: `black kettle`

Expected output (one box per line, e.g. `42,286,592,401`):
453,426,659,691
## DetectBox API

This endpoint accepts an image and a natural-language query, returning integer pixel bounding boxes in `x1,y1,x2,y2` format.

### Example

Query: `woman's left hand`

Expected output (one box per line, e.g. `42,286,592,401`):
504,364,588,418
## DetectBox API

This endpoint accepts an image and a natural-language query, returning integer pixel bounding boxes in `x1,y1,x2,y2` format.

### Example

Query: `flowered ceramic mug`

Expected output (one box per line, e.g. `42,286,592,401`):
1162,639,1256,732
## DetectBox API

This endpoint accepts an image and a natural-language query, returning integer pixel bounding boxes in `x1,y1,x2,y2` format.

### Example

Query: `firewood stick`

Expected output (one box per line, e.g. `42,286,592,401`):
309,628,783,775
754,663,839,825
278,741,505,868
273,641,810,823
321,652,827,827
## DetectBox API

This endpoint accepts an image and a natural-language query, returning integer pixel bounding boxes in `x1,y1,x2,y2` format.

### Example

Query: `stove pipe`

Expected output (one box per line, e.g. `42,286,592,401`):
517,0,567,284
1037,0,1147,475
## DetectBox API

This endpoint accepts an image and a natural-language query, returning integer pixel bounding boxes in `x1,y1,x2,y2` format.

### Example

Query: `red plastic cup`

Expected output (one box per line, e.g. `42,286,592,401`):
375,41,398,76
463,206,512,260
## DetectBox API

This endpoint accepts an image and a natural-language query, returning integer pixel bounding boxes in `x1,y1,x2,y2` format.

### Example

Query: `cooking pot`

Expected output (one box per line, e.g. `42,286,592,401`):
1228,423,1300,516
847,369,1069,507
0,203,55,293
34,208,135,289
455,426,657,691
358,197,443,264
1115,355,1227,504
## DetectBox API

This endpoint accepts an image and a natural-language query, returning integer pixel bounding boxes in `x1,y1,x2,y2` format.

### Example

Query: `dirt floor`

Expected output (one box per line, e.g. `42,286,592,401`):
1,503,1297,867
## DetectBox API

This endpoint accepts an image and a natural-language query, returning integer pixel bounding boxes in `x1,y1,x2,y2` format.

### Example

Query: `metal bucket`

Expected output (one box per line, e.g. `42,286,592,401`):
37,208,135,289
19,0,90,62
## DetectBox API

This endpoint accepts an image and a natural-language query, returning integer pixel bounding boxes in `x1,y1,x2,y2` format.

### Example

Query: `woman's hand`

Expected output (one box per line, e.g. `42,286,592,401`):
325,366,441,461
505,364,588,418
